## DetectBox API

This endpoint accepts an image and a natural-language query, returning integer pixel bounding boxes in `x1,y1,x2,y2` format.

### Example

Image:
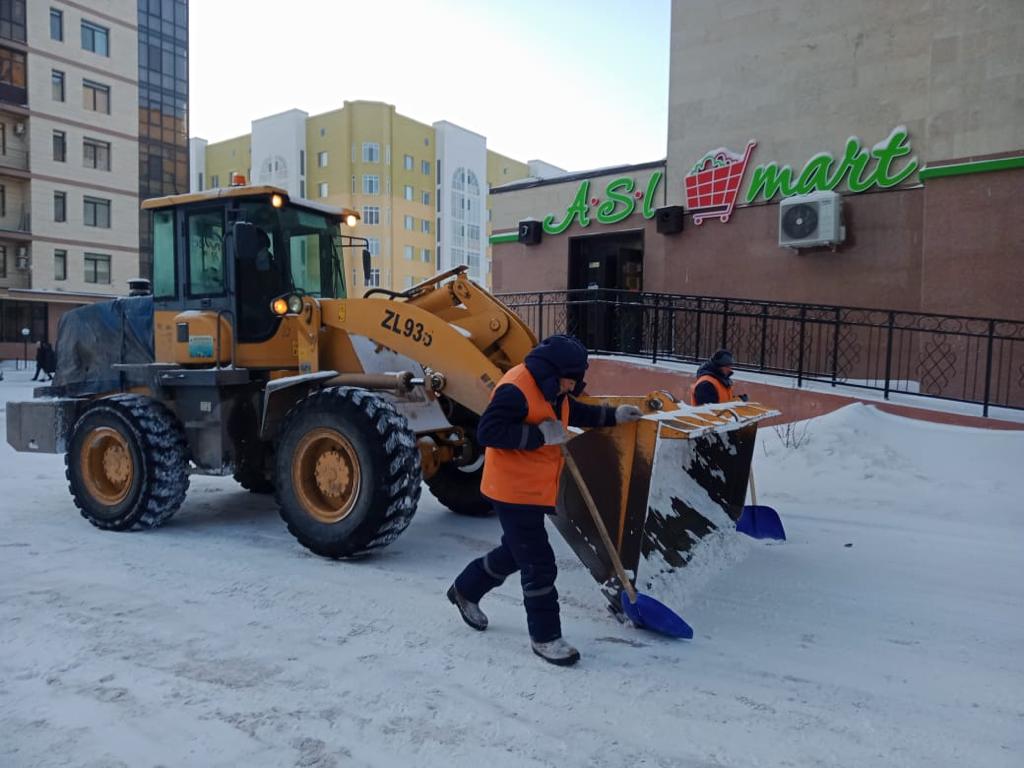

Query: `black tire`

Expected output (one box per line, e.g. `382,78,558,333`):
274,387,421,558
426,461,491,517
234,464,274,494
66,395,190,531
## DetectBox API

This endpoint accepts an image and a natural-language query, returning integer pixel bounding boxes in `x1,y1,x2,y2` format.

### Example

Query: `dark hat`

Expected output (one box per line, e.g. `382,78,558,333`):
711,349,734,367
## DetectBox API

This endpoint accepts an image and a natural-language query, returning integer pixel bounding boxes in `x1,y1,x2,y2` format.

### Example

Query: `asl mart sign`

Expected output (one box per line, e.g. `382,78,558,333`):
540,127,918,231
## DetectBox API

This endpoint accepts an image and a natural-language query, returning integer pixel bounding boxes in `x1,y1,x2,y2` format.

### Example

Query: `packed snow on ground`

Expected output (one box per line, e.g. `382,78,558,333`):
1,370,1022,768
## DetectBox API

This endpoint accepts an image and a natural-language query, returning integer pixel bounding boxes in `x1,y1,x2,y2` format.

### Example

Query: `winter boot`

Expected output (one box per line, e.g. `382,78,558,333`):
531,637,580,667
447,584,488,631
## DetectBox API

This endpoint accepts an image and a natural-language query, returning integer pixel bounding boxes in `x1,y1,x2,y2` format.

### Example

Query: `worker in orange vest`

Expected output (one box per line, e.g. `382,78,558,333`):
690,349,747,405
448,335,643,666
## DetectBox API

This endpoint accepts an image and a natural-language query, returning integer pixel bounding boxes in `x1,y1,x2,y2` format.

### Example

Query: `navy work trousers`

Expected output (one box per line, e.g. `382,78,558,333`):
455,501,561,642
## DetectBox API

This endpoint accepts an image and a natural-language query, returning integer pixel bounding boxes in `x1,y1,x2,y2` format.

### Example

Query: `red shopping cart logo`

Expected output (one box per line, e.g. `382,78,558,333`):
684,141,757,224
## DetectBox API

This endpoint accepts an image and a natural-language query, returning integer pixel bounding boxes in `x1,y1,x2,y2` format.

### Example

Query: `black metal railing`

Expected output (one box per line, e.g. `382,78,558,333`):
496,289,1024,416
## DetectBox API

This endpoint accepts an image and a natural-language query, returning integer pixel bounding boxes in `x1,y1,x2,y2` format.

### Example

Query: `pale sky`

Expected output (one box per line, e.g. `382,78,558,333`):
188,0,670,172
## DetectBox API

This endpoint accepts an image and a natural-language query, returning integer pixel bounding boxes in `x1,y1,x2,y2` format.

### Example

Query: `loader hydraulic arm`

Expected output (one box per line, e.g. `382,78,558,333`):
322,271,537,416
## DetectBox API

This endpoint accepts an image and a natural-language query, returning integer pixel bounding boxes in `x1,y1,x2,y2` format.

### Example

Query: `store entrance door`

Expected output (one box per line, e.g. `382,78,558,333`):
568,231,644,353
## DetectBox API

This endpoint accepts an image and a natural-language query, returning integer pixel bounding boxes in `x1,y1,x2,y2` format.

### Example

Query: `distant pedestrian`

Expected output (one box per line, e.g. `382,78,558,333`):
690,349,747,405
32,341,54,382
447,335,642,667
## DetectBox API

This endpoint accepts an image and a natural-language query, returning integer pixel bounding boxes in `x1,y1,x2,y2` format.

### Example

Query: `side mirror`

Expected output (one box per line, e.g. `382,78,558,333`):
362,248,372,279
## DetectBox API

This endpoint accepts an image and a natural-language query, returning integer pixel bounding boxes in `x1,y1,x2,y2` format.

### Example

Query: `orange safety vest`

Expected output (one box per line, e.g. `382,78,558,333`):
690,374,734,406
480,364,569,507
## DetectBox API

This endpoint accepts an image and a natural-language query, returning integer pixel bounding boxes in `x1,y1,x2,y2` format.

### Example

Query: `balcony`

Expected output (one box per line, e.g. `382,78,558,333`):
0,238,31,289
0,204,30,240
0,145,28,176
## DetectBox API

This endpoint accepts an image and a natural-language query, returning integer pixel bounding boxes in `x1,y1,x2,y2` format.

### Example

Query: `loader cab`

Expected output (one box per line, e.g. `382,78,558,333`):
144,186,359,370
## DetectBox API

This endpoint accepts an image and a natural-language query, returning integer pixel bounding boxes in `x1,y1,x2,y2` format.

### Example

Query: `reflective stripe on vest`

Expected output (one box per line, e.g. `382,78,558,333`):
480,364,569,507
689,374,734,406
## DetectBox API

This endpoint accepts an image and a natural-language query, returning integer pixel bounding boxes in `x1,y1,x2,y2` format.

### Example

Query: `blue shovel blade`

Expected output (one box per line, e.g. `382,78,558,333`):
737,504,787,541
621,591,694,639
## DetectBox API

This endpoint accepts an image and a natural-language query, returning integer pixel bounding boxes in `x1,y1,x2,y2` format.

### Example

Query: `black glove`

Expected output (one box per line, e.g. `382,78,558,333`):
739,393,749,402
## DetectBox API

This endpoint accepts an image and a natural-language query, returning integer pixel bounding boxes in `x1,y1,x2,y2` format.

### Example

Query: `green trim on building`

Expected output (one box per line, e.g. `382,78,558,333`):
490,231,519,244
919,155,1024,181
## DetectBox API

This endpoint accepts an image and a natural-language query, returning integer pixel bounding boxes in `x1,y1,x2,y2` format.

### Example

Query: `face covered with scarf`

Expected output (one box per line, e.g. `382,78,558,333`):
523,334,590,402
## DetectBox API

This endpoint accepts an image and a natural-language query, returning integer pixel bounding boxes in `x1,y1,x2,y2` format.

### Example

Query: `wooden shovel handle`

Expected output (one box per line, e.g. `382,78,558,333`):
561,444,638,603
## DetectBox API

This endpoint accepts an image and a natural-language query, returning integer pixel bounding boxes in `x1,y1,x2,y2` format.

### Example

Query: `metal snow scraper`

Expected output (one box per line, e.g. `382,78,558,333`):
551,396,779,625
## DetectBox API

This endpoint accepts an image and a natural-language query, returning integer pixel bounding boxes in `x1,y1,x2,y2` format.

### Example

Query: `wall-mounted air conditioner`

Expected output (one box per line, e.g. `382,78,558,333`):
779,190,845,249
13,122,25,136
16,245,29,270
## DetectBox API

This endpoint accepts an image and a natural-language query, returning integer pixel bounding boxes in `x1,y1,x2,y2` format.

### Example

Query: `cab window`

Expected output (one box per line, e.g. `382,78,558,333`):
186,209,225,297
152,210,176,299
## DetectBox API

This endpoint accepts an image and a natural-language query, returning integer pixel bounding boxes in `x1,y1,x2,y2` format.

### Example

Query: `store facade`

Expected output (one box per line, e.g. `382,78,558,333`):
490,1,1024,323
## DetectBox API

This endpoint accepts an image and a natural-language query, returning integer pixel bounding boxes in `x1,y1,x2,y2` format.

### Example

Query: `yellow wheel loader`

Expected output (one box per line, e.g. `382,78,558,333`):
5,185,777,612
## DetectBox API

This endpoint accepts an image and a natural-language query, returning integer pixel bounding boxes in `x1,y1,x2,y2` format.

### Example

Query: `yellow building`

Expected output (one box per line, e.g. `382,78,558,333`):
191,101,539,291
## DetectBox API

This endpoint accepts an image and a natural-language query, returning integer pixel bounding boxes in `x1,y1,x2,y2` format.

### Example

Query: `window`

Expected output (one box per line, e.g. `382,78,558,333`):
318,182,328,198
403,154,413,171
299,149,305,170
210,174,219,188
403,245,414,261
403,185,414,201
54,249,67,281
0,245,4,278
350,175,356,193
82,80,110,113
0,46,23,107
317,151,328,168
83,196,111,228
0,299,46,342
0,3,25,43
50,8,62,41
152,211,175,298
405,275,415,289
51,70,64,101
403,215,414,231
421,190,430,206
364,268,380,287
83,253,111,284
0,183,4,216
52,130,66,162
299,180,305,199
362,142,380,163
197,172,203,191
53,191,66,222
362,175,379,195
421,248,431,264
421,219,431,234
83,138,110,170
81,20,109,56
366,237,380,257
362,206,380,225
421,160,431,176
187,209,225,296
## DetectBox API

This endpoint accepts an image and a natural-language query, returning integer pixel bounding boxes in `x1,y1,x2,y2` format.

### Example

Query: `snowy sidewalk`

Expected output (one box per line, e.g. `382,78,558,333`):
1,371,1022,767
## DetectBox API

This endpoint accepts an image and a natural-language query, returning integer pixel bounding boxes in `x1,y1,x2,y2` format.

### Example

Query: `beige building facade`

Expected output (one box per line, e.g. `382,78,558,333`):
1,0,141,358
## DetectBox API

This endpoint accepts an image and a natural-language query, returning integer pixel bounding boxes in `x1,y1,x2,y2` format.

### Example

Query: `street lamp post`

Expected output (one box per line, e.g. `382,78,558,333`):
21,327,30,371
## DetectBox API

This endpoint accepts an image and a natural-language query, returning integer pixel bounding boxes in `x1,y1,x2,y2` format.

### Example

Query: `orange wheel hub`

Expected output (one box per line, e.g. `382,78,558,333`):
292,428,361,523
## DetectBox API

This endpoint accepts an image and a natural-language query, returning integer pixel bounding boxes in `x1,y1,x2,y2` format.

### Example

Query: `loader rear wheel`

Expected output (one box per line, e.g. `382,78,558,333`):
234,464,274,494
274,387,421,558
425,455,491,517
66,396,190,531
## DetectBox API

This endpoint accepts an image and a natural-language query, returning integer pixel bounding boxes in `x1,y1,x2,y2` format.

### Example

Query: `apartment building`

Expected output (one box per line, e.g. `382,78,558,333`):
0,0,140,358
191,101,545,291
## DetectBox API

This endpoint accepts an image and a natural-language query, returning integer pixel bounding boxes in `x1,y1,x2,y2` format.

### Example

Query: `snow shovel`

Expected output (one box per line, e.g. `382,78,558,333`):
561,444,694,639
736,469,786,541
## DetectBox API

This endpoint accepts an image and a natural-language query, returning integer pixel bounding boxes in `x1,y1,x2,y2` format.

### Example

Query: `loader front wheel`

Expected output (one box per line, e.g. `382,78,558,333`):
274,387,421,558
66,396,190,531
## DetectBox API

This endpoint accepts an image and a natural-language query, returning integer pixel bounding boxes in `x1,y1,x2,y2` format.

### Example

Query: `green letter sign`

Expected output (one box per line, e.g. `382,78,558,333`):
744,127,917,203
543,172,663,235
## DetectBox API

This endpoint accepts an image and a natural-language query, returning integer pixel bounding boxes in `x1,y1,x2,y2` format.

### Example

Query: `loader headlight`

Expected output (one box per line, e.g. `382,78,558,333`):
271,294,304,316
344,213,358,227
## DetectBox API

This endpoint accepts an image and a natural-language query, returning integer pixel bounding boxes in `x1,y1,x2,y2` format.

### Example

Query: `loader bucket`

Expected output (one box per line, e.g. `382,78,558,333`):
552,399,779,613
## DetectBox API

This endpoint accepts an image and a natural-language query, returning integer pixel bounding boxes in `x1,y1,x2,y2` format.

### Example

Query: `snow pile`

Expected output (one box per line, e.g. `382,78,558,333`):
1,371,1022,767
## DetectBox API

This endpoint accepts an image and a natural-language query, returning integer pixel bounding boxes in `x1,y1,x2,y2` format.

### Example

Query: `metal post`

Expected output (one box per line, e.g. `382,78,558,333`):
883,311,896,400
721,299,729,351
694,297,703,361
797,307,807,387
759,304,768,371
536,293,544,339
652,295,660,365
982,319,995,417
831,307,841,386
